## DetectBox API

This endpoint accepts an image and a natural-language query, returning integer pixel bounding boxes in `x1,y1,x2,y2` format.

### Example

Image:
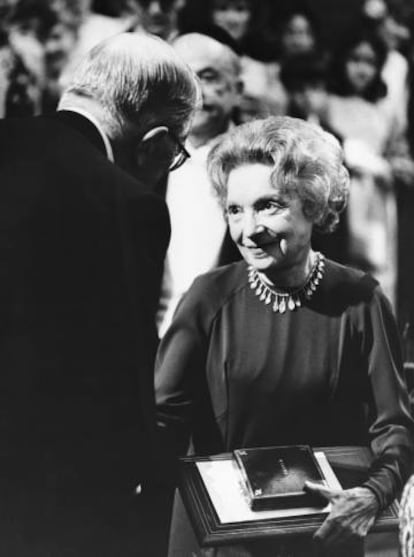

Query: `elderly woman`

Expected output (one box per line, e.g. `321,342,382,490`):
155,117,414,556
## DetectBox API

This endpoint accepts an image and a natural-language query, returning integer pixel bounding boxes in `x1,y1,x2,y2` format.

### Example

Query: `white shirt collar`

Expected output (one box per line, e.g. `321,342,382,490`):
59,107,114,163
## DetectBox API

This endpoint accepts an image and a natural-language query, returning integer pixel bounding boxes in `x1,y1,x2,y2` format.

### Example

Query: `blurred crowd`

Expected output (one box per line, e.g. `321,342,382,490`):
2,0,414,332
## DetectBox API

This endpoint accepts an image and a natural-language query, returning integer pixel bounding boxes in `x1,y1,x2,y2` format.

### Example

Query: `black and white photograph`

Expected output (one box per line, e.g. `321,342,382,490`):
1,0,414,555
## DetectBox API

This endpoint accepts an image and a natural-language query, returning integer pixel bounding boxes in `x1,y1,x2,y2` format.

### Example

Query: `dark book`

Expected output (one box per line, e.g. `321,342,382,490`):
234,445,327,511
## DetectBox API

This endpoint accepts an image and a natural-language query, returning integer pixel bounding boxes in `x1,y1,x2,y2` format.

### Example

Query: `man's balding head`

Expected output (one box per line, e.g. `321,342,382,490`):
59,32,199,140
172,33,242,144
173,33,241,79
59,32,199,186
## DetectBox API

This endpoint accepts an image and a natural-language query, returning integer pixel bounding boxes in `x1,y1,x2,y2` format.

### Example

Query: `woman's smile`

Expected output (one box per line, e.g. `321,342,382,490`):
226,163,313,283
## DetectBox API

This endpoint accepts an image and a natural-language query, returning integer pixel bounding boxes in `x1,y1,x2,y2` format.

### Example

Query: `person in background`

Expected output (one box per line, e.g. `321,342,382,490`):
131,0,186,41
363,0,411,135
41,8,80,113
207,0,274,61
157,32,242,337
185,0,286,121
270,2,323,121
280,51,349,266
398,12,414,336
59,0,128,89
327,24,414,310
280,51,331,127
155,116,414,556
276,2,319,60
0,0,52,117
0,32,198,556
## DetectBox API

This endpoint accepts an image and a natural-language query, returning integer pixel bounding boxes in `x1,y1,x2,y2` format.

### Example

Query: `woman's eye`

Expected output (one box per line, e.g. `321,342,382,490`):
226,205,242,217
258,200,280,213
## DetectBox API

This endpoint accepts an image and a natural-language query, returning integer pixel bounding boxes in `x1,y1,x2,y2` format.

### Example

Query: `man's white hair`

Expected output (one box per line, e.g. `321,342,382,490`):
173,33,241,80
59,32,199,137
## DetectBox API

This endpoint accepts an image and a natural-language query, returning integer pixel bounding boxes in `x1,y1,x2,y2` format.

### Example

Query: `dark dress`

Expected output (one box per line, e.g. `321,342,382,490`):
155,258,414,556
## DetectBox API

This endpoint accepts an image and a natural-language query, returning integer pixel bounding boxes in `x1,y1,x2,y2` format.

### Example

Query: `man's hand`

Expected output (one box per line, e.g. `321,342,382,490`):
304,482,380,550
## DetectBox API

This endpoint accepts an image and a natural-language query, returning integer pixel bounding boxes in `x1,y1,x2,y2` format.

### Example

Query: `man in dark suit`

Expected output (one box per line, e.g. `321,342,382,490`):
0,32,198,556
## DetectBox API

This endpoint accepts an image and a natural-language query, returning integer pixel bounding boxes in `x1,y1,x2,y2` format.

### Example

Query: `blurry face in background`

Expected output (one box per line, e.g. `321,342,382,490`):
0,0,17,31
290,82,328,120
138,0,184,40
174,40,241,140
281,14,315,58
345,41,378,95
44,22,77,79
212,0,252,42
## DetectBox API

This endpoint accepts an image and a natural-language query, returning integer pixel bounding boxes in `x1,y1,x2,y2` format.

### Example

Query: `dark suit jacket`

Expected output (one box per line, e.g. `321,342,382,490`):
0,111,170,555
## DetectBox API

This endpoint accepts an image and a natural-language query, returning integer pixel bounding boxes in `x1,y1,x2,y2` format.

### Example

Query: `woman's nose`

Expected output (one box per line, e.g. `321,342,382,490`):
243,214,265,238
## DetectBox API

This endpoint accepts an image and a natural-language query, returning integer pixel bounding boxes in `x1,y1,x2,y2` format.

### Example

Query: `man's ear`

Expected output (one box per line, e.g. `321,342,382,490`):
135,126,169,167
141,126,169,143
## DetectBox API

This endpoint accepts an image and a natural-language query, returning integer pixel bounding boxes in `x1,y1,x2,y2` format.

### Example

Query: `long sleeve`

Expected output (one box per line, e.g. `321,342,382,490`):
155,280,210,457
362,288,414,508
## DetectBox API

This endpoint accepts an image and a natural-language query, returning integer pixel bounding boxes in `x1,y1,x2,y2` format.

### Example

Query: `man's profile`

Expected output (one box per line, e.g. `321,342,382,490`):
0,32,198,556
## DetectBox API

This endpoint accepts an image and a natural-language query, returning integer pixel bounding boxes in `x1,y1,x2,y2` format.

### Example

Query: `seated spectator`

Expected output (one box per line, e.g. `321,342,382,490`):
157,32,241,337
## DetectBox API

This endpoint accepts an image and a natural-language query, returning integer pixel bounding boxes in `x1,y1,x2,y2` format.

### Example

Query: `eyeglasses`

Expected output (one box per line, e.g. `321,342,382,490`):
168,130,191,171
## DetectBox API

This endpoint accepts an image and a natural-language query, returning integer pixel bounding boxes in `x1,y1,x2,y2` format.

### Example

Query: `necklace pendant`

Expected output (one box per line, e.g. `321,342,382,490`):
288,296,296,311
247,253,325,314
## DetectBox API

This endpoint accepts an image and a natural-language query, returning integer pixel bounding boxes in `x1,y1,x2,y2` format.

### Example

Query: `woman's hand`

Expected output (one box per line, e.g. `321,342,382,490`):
304,481,380,551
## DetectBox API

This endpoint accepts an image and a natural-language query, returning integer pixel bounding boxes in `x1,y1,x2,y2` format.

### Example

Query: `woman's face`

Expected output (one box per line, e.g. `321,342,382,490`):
226,163,313,280
345,41,378,94
212,0,251,42
44,23,77,79
281,14,315,57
